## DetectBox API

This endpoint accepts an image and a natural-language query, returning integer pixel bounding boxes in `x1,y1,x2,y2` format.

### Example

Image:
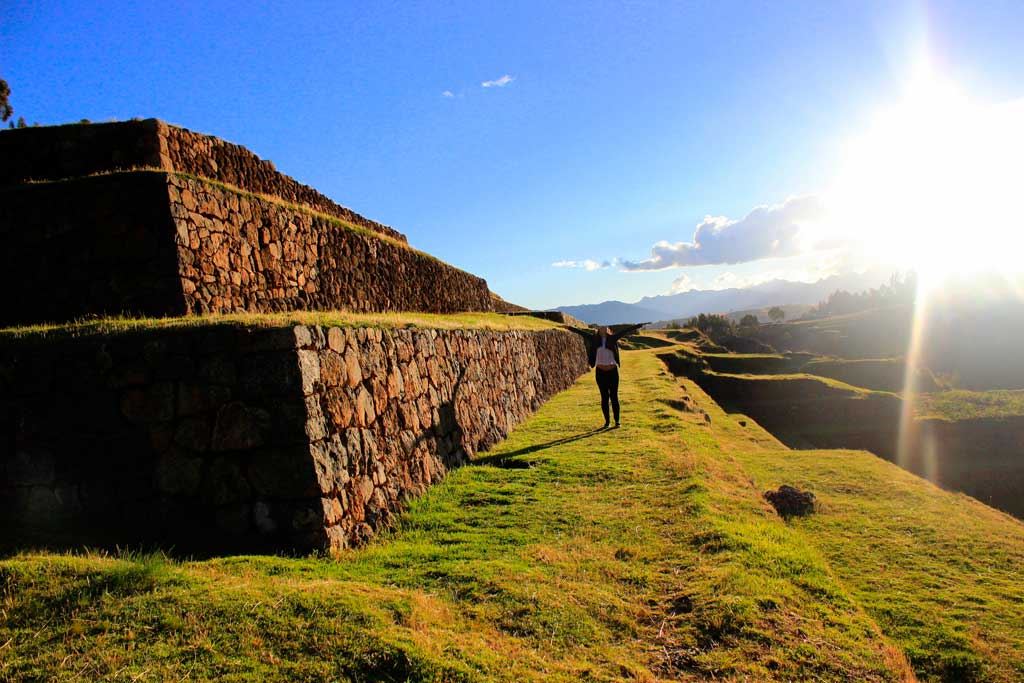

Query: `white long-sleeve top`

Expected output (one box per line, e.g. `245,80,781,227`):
595,337,616,366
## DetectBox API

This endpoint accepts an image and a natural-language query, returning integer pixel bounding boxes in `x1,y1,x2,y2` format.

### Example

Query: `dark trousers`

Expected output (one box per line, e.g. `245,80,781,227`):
595,367,620,424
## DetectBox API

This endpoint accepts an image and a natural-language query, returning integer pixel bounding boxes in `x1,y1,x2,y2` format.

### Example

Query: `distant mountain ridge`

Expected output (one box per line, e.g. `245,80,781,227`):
553,270,890,325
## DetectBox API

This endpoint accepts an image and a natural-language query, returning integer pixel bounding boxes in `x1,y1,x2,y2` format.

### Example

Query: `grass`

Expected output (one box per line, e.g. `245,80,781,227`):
0,311,562,340
680,378,1024,682
914,389,1024,421
2,344,1022,680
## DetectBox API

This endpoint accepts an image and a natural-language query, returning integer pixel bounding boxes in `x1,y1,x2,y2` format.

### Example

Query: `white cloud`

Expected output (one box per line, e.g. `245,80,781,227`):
552,259,611,271
670,275,695,293
442,90,454,98
620,195,828,271
482,74,515,88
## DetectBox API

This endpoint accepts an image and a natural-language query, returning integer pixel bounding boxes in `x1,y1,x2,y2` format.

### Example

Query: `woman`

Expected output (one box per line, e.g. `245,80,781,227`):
570,323,647,428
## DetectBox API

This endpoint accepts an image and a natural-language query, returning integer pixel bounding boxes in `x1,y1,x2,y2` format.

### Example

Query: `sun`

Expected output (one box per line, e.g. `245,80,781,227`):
824,68,1024,285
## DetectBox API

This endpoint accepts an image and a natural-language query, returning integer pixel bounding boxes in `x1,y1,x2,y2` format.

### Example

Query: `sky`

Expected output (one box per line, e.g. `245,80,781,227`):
2,1,1023,310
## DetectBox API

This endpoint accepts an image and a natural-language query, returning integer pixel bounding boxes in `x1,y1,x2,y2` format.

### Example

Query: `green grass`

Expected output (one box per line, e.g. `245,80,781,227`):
0,311,561,340
3,345,1022,680
914,389,1024,421
681,378,1024,682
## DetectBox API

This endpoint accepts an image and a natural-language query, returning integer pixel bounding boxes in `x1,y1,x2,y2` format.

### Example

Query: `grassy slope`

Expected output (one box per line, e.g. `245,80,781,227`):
682,378,1024,682
2,346,1021,681
913,389,1024,420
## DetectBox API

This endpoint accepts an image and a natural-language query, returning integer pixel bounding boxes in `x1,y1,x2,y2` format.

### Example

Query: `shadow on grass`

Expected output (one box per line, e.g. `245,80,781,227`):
474,428,606,468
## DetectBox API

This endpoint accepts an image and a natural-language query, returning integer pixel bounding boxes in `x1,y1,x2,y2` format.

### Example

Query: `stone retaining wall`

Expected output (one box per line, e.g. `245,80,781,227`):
0,119,404,242
0,324,587,553
0,174,188,326
0,172,492,326
168,174,491,316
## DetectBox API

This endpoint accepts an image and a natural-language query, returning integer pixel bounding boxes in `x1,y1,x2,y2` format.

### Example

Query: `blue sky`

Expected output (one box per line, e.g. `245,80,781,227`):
3,1,1023,309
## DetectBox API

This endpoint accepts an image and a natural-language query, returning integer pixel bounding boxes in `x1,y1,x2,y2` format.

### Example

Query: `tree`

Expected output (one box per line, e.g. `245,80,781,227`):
739,314,760,332
768,306,786,323
685,312,735,340
0,78,12,123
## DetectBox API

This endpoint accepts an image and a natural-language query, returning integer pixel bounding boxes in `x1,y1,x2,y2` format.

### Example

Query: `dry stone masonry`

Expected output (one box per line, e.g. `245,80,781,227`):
0,119,586,554
167,174,491,316
0,118,404,242
1,324,587,553
0,121,492,326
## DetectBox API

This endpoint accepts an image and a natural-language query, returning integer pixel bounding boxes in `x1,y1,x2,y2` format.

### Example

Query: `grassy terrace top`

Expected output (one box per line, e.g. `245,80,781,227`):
914,389,1024,421
0,311,563,341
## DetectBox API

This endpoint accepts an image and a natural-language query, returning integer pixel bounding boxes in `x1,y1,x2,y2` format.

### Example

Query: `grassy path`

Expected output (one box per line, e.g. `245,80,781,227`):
6,345,1016,681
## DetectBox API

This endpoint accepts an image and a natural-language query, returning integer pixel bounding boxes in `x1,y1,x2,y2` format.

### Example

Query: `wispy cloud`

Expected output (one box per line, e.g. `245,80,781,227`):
552,259,611,271
442,90,454,98
482,74,515,88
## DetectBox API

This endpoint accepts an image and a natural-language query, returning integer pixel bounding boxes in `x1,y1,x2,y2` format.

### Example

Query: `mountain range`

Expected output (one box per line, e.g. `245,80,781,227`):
553,270,891,325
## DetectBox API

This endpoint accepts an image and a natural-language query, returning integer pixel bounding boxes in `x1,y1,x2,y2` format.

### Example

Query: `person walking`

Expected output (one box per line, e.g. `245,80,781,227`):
570,323,647,428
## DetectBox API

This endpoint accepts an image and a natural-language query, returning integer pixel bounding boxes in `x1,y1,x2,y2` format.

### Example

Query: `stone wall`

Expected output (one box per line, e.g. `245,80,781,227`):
1,324,587,553
0,172,492,326
0,119,404,242
159,124,406,242
0,173,187,326
167,174,492,316
0,120,163,187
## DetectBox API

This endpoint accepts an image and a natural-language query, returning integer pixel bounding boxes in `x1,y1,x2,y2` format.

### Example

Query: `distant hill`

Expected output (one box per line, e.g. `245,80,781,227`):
554,270,889,325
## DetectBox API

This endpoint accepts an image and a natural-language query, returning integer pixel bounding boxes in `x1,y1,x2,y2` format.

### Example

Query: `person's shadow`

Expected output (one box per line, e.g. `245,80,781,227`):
407,363,470,473
408,361,605,471
473,428,606,468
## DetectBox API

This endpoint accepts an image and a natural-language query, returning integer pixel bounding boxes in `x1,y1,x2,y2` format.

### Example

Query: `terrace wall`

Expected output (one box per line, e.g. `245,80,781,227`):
0,173,492,326
0,173,188,326
0,119,405,242
167,174,491,316
0,325,588,553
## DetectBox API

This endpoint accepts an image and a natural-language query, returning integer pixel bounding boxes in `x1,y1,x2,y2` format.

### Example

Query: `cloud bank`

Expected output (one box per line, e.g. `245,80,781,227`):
482,74,515,88
620,195,827,271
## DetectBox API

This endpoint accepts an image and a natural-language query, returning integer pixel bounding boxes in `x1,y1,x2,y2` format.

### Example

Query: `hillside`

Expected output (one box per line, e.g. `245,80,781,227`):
3,343,1023,681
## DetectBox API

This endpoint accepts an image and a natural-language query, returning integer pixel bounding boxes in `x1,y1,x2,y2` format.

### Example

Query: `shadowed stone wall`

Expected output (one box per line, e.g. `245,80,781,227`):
1,325,587,553
0,172,492,326
0,119,404,242
0,174,188,326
